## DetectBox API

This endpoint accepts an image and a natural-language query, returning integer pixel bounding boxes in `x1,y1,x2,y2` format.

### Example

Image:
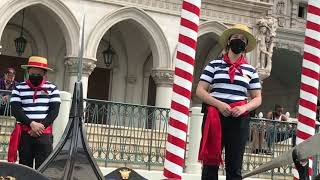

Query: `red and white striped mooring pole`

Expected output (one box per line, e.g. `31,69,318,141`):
295,0,320,179
163,0,201,179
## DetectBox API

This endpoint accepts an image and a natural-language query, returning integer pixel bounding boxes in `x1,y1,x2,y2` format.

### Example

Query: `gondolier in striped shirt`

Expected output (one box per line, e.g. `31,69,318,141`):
8,56,61,169
196,24,262,180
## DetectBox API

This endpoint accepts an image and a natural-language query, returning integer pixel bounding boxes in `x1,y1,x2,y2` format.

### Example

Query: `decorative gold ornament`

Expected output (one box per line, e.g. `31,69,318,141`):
0,176,16,180
119,169,131,180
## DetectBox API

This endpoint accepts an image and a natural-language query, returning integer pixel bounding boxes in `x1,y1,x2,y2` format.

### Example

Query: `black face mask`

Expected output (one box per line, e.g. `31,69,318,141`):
229,39,246,54
29,75,43,87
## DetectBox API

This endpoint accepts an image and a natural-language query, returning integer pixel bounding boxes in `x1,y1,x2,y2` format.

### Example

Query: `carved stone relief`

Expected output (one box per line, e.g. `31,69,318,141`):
151,69,174,86
65,57,96,76
255,16,278,72
105,0,271,26
276,0,285,15
277,16,286,27
275,0,287,27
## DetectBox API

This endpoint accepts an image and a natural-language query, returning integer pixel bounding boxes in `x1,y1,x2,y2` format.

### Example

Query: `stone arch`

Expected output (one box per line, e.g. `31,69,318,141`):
171,21,228,68
198,20,228,38
4,23,41,55
196,21,228,67
0,0,79,56
95,31,128,102
275,41,304,55
86,7,171,69
191,21,228,105
259,48,303,117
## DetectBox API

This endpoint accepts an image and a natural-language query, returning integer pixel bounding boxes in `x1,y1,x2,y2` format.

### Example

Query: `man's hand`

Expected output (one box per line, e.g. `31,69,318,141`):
217,102,232,117
28,130,39,137
231,106,247,117
30,121,44,136
281,114,289,121
1,95,9,103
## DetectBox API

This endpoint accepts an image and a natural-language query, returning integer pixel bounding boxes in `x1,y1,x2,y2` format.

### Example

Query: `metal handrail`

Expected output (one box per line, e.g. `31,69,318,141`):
0,96,319,178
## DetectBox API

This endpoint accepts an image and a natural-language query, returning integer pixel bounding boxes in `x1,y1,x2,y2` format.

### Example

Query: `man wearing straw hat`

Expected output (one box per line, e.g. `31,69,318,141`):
196,24,262,180
8,56,61,169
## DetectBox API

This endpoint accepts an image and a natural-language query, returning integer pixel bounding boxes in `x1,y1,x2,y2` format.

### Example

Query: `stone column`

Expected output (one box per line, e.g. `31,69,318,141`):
125,75,137,103
291,2,299,27
64,57,96,98
185,107,203,174
53,91,72,148
151,69,174,108
142,73,151,104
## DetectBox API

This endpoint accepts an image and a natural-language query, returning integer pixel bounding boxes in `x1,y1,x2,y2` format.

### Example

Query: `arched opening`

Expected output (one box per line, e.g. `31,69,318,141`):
0,1,78,90
258,48,303,118
88,19,156,104
87,7,169,105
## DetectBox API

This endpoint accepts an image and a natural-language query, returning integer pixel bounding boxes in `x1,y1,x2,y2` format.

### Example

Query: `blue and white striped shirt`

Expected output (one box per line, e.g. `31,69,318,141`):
10,81,61,120
200,59,261,104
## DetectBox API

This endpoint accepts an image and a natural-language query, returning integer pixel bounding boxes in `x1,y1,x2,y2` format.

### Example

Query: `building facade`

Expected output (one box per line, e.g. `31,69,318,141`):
0,0,309,117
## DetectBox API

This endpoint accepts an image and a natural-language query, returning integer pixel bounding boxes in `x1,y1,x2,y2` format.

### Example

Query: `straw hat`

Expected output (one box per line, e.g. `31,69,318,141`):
21,56,53,71
219,24,257,52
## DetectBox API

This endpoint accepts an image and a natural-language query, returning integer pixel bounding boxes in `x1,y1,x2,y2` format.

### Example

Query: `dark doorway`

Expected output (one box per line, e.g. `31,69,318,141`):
87,67,110,100
147,76,156,106
0,55,27,82
147,76,156,129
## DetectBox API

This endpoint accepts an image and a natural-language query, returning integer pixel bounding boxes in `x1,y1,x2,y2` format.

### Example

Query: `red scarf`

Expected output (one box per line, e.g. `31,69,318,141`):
223,54,247,83
8,124,52,162
25,79,48,102
198,100,249,165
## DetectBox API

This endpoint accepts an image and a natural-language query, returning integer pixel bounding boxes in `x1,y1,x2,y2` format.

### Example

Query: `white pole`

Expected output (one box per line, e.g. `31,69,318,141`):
52,91,72,148
185,107,203,174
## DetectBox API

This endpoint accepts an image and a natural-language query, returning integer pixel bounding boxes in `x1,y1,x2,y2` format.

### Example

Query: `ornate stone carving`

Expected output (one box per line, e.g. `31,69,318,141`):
105,0,271,26
65,57,96,76
277,16,286,27
276,1,285,15
0,176,15,180
119,169,131,179
256,16,278,73
151,69,174,86
256,68,271,83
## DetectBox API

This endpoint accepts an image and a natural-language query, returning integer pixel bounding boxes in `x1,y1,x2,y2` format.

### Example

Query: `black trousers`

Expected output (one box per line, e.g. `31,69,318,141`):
18,131,53,169
201,106,249,180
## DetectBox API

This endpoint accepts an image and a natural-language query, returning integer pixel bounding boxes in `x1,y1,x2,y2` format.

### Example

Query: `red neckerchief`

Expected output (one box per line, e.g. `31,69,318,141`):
223,54,247,83
198,100,249,165
25,79,48,102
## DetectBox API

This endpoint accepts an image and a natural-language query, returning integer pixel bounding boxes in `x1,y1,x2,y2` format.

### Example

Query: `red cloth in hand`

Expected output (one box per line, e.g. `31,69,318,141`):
198,100,248,165
223,54,247,83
